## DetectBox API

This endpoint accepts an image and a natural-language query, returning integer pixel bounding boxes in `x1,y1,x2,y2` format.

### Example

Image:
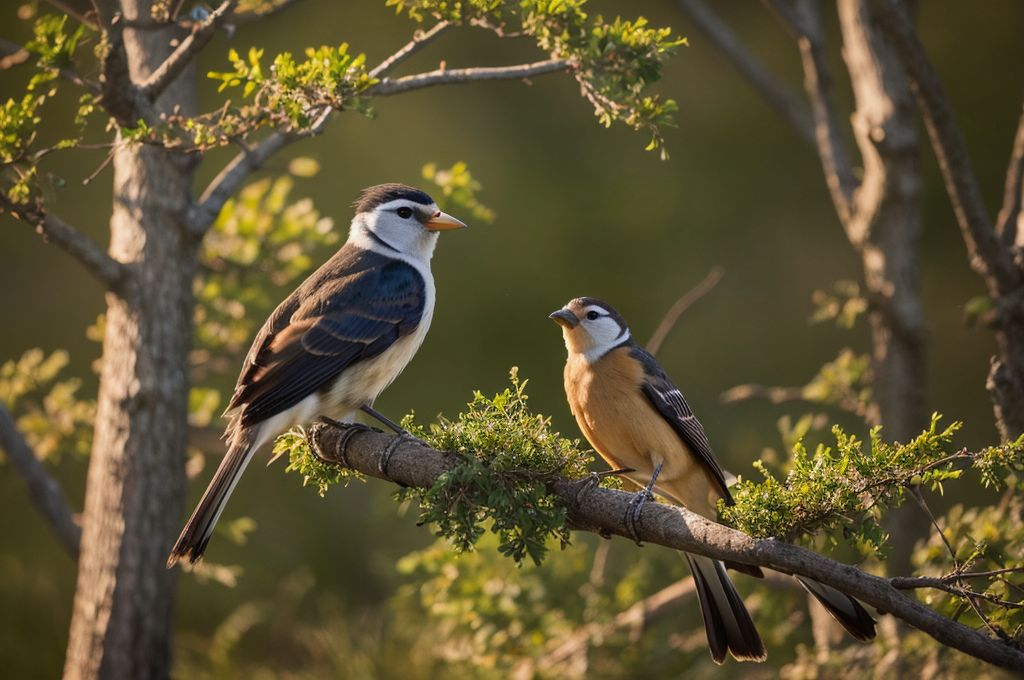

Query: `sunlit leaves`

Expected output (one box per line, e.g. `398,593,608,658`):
0,348,94,461
279,427,365,496
421,161,495,223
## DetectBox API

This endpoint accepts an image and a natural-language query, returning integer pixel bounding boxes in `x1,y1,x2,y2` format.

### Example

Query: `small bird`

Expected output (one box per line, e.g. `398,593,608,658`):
168,183,466,567
550,297,875,663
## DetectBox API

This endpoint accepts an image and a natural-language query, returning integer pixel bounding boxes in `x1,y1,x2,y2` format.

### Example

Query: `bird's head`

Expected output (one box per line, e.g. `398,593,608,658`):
350,183,466,262
549,297,632,362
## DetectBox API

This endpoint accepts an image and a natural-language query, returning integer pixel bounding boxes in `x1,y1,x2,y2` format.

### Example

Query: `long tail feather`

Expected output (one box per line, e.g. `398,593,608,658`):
167,432,256,568
796,576,877,642
685,553,767,664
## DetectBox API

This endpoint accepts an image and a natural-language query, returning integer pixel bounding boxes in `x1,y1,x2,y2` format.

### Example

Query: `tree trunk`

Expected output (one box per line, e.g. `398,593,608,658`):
837,0,928,571
62,4,196,678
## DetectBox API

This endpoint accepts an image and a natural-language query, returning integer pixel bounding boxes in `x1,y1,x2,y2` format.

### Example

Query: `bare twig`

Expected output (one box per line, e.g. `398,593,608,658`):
230,0,304,25
676,0,814,144
41,0,98,30
2,199,127,290
995,106,1024,247
645,267,724,356
138,0,238,101
368,58,571,96
369,21,452,80
309,422,1024,672
0,403,81,558
872,0,1020,295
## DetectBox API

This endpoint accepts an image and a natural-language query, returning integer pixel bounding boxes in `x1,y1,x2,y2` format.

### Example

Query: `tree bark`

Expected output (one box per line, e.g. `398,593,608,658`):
62,3,196,678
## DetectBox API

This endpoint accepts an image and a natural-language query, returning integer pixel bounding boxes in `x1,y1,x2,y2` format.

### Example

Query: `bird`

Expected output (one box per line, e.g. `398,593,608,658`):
168,183,467,567
549,297,876,663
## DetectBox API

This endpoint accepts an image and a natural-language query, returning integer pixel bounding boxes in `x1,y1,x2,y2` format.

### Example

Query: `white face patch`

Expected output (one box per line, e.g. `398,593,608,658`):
578,305,630,361
350,199,440,264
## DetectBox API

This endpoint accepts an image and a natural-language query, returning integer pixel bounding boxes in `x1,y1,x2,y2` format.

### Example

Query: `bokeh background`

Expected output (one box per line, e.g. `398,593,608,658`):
2,1,1023,676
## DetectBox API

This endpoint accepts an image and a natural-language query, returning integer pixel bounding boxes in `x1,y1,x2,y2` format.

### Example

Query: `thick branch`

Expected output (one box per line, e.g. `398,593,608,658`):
676,0,814,144
309,422,1024,672
368,58,571,96
872,0,1020,294
137,0,238,102
3,200,127,290
0,403,81,558
369,21,452,80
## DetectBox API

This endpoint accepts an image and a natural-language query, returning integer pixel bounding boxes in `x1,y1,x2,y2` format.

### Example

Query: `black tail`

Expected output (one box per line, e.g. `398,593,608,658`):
167,439,255,568
796,576,877,642
685,553,767,664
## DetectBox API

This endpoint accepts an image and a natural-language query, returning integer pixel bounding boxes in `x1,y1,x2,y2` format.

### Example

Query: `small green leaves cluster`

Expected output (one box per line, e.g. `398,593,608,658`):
399,368,593,566
387,0,685,156
421,161,496,223
278,427,365,496
721,415,976,554
0,348,94,461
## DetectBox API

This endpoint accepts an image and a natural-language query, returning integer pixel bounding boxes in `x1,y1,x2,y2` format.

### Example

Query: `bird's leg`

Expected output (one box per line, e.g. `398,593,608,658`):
572,467,636,503
624,461,664,546
360,405,409,435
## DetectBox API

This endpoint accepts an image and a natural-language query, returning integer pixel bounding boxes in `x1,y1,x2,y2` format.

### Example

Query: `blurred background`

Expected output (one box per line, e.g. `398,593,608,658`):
2,1,1023,677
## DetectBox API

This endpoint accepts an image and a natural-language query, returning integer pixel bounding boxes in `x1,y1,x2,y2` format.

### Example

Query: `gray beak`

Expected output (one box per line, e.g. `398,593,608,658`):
549,308,579,329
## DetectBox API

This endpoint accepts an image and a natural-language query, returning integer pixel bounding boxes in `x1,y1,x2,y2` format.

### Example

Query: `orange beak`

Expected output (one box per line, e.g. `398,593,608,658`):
424,210,467,231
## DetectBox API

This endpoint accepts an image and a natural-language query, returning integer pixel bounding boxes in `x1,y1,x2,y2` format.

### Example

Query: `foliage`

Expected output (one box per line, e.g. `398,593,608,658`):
721,415,1023,555
0,348,94,461
278,426,365,496
422,161,496,223
390,0,684,157
398,367,593,566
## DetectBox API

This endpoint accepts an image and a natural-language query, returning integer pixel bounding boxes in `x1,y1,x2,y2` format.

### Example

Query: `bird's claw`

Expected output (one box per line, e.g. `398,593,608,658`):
379,431,419,478
316,420,372,467
623,488,654,546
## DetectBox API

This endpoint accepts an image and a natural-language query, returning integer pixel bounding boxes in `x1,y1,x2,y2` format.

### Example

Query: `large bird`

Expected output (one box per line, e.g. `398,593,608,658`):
168,183,466,567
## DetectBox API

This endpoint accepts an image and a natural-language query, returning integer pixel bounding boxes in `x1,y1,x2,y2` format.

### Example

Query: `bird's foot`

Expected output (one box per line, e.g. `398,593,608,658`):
379,431,418,479
314,419,374,467
572,467,635,504
623,488,655,546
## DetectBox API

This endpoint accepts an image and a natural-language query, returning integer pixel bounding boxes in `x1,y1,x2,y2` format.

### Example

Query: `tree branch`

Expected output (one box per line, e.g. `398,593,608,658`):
0,403,81,558
872,0,1021,295
367,58,571,96
369,21,452,80
645,266,723,356
137,0,238,101
192,58,571,233
996,105,1024,247
675,0,814,144
308,422,1024,672
0,39,102,95
2,199,127,291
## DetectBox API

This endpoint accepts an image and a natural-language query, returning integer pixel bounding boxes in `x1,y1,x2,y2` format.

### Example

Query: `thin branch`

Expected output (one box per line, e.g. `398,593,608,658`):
645,266,724,356
137,0,238,101
778,0,858,224
0,403,81,558
192,58,571,233
675,0,814,144
309,422,1024,672
41,0,98,30
230,0,304,25
368,58,571,96
2,199,127,291
995,105,1024,247
872,0,1021,295
369,21,452,80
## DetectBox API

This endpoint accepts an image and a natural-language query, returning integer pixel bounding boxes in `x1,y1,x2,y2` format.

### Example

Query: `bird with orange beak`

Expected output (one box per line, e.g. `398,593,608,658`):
550,297,875,663
168,183,466,567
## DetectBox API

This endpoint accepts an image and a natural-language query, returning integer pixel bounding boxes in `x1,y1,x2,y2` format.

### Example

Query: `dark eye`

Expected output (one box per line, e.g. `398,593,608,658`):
396,207,413,219
586,311,600,321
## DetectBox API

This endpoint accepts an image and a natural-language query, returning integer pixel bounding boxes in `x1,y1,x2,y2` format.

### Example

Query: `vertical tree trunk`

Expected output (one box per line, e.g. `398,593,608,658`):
62,4,196,678
838,0,928,571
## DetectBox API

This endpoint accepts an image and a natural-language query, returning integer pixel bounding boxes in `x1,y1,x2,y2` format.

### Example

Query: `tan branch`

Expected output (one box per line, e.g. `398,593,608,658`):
645,267,724,356
368,58,571,96
369,21,452,80
995,105,1024,247
0,403,81,558
309,422,1024,672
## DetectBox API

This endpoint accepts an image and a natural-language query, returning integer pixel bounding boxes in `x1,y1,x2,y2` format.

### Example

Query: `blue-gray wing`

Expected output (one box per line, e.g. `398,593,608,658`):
228,246,425,427
631,346,733,503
